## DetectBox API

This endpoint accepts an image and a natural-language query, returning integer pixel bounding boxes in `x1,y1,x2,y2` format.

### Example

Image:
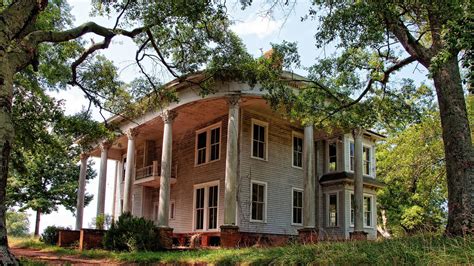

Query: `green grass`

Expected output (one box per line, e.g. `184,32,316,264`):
11,234,474,265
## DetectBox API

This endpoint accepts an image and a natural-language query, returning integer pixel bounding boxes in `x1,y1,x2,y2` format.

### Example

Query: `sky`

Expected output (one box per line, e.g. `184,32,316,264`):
28,0,430,233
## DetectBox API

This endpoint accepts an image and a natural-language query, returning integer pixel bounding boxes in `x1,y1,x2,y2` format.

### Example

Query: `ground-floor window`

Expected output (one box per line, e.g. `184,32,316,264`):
251,181,267,222
292,188,303,225
327,193,338,227
193,181,219,231
350,194,373,227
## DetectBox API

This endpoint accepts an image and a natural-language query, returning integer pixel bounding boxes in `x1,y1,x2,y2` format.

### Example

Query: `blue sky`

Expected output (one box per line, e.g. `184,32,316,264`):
30,0,430,233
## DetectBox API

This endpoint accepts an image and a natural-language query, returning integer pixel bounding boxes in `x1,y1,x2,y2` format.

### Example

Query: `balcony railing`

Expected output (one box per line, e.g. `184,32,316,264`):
135,160,177,181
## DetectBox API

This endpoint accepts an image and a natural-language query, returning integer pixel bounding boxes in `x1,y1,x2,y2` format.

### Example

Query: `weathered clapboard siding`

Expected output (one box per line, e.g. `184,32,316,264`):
167,115,228,233
238,109,305,235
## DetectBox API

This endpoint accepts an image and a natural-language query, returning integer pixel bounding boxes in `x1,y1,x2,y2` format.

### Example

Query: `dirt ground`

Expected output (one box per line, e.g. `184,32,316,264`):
11,247,116,265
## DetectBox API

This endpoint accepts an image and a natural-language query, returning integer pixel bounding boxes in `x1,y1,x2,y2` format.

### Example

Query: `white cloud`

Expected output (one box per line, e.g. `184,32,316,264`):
231,16,283,39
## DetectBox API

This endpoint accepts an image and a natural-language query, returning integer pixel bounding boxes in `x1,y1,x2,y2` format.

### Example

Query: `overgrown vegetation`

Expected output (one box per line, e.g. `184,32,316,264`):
40,226,67,246
6,210,29,237
103,212,159,252
11,235,474,265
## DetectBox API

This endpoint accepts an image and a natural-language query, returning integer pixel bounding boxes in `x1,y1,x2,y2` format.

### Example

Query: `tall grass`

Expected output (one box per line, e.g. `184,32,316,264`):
11,234,474,265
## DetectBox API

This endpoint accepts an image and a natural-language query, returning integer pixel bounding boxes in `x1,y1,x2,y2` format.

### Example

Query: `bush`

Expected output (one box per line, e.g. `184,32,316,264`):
41,225,67,245
103,212,159,252
6,210,30,237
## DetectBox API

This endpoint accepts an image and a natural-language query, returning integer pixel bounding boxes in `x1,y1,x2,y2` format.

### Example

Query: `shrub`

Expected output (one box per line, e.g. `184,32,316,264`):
90,214,112,230
40,225,66,245
6,210,30,237
103,212,159,252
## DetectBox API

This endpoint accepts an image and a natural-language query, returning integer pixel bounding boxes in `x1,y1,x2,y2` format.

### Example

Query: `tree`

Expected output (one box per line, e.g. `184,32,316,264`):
0,0,247,263
241,0,473,236
377,111,447,235
6,210,29,237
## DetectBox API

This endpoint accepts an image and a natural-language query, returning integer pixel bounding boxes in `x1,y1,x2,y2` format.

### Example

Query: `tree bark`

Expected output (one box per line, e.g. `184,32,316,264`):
34,209,41,237
0,60,18,264
433,56,474,236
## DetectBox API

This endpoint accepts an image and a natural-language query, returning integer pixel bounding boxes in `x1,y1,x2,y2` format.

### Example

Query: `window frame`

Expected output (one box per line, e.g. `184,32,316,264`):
326,192,339,227
349,141,373,176
250,119,269,161
349,192,374,228
291,187,303,226
194,122,222,166
327,140,338,172
192,180,220,232
170,200,176,220
250,180,268,223
292,132,304,169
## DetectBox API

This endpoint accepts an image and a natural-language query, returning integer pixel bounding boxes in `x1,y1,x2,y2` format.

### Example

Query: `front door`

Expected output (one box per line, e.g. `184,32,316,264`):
193,181,219,231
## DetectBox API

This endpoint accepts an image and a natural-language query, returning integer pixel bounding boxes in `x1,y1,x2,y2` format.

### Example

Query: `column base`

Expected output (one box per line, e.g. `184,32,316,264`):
156,227,174,249
298,228,318,244
220,225,240,248
350,231,368,241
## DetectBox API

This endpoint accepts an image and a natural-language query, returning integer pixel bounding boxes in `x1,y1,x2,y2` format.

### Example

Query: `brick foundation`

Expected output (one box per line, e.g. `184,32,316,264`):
156,227,174,250
298,228,318,244
79,229,106,250
58,230,80,247
220,225,240,248
350,231,368,241
239,232,292,247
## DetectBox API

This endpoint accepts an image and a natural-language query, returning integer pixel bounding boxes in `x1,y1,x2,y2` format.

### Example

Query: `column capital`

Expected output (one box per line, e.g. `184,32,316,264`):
352,128,364,138
100,140,112,151
126,128,138,140
80,153,89,160
161,110,177,124
226,94,241,107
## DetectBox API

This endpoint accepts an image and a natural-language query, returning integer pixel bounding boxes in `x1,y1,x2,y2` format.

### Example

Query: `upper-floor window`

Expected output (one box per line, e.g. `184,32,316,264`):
350,194,373,227
251,181,267,222
350,142,372,176
292,188,303,225
328,141,337,172
251,119,268,160
292,133,303,168
195,123,221,165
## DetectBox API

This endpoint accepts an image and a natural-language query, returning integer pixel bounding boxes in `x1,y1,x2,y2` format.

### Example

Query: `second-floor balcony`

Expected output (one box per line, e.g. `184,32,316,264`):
134,160,178,187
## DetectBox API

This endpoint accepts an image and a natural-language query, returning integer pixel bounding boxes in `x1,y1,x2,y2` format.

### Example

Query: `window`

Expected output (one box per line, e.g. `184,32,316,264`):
121,156,127,182
170,200,176,220
328,141,337,172
363,146,371,175
193,182,219,231
251,181,267,222
350,142,372,176
350,194,373,227
292,188,303,225
328,193,338,227
292,134,303,168
195,123,221,165
251,119,268,160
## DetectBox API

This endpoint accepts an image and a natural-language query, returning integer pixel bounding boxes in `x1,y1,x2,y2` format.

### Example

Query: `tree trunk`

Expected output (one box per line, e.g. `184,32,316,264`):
34,209,41,237
433,57,474,236
0,60,18,264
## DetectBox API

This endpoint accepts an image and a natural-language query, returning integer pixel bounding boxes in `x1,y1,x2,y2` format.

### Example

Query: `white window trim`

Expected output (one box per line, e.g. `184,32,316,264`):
194,122,222,166
349,192,375,229
192,180,220,232
250,180,268,223
326,192,339,227
326,139,339,173
348,141,374,177
291,187,303,226
291,131,304,169
250,119,269,161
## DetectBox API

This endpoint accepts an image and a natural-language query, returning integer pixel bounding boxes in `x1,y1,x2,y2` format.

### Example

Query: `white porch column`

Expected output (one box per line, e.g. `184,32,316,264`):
123,129,137,213
96,141,110,217
224,95,240,225
75,153,89,230
353,129,364,232
303,124,316,228
157,110,177,227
